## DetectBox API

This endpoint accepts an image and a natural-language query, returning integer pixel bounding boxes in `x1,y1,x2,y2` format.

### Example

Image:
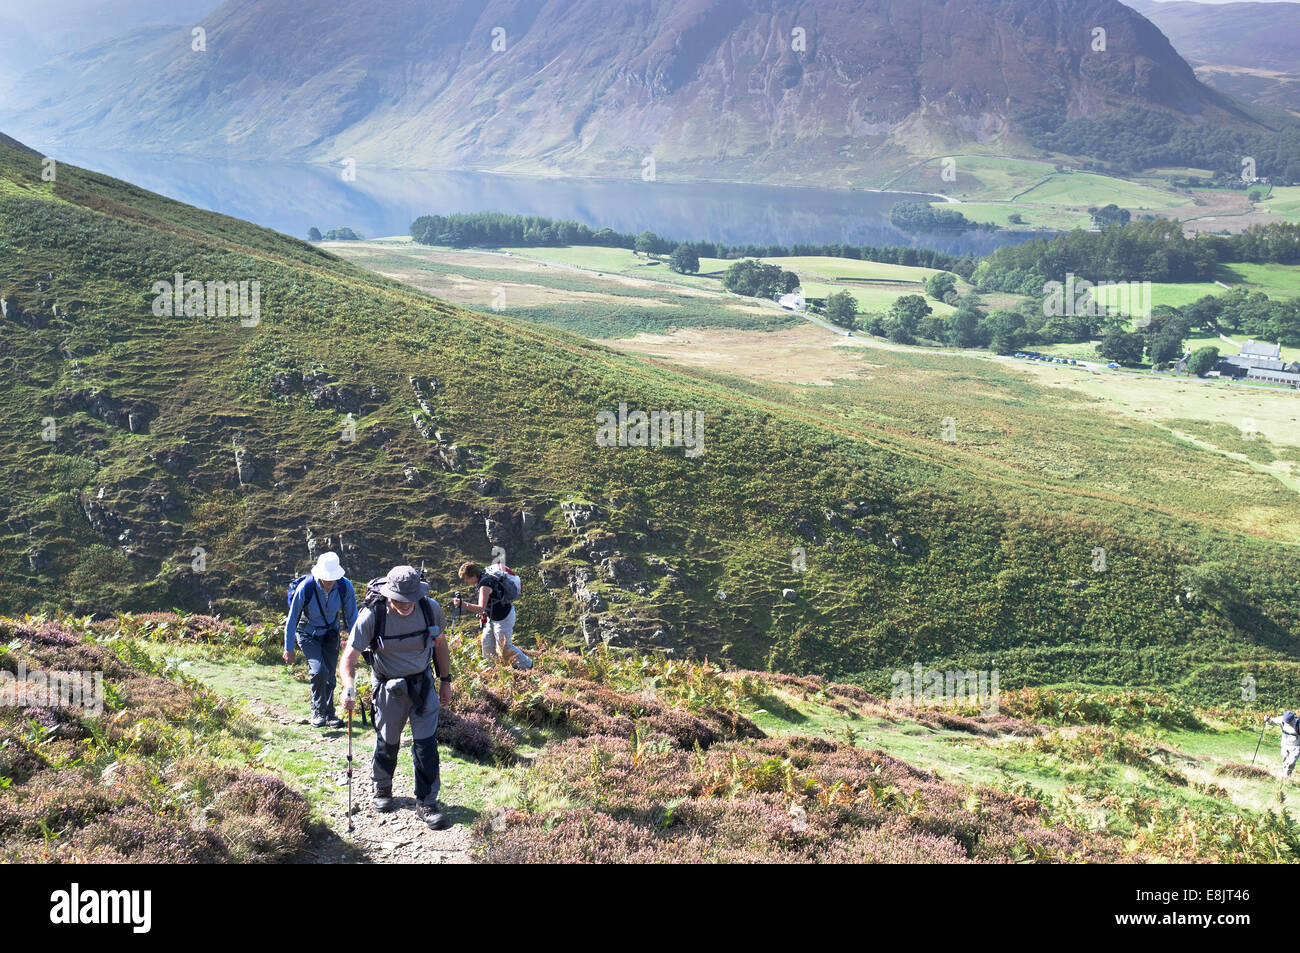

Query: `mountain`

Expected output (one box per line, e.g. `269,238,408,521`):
1130,0,1300,113
2,133,1299,703
0,0,1254,184
0,0,217,99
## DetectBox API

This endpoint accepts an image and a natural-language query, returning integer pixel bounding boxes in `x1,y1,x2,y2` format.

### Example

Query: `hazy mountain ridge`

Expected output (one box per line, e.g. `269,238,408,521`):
1130,0,1300,112
0,0,1252,183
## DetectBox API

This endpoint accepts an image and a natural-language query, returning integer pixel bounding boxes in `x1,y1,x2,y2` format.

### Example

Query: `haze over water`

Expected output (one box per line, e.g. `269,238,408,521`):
46,146,1045,255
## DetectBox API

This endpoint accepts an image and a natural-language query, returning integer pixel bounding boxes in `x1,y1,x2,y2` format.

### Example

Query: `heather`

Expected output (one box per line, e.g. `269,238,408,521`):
0,615,312,862
478,734,1121,864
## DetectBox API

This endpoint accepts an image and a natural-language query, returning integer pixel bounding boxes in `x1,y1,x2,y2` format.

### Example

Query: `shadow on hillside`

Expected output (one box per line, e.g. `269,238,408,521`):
752,692,807,724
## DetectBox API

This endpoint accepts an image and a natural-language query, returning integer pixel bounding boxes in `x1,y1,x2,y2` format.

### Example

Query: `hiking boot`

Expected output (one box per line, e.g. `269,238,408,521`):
417,800,447,830
324,713,344,728
372,787,394,813
310,712,327,728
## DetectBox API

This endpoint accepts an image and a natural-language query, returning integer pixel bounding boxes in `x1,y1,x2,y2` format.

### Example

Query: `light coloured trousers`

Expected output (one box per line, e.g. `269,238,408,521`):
481,607,533,669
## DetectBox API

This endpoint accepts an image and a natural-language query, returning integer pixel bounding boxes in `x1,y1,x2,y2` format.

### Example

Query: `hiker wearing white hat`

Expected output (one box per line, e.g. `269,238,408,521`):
284,552,358,728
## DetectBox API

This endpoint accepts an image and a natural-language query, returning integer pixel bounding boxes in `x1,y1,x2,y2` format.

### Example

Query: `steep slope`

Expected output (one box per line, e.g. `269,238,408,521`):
2,135,1299,702
1129,0,1300,113
0,0,1251,184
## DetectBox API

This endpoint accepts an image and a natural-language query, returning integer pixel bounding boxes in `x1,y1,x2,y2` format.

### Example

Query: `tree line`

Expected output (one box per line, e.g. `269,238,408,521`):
1016,106,1300,183
973,220,1300,294
409,211,973,274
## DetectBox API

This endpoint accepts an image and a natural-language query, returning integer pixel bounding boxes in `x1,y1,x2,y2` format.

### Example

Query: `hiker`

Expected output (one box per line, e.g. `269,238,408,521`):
284,552,357,728
340,565,453,829
1268,710,1300,781
454,561,532,670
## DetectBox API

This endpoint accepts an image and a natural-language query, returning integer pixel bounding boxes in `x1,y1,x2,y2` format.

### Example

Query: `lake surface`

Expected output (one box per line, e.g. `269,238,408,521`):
47,146,1044,256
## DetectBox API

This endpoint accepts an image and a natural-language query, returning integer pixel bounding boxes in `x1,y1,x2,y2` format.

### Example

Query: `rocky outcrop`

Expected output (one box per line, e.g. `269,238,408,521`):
57,388,157,433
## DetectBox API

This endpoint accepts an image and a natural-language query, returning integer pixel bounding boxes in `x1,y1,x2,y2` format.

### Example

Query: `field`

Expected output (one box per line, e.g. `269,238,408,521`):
339,242,965,329
800,280,955,316
885,154,1062,202
1260,186,1300,224
935,202,1093,231
328,241,796,337
1011,172,1187,210
1087,261,1300,319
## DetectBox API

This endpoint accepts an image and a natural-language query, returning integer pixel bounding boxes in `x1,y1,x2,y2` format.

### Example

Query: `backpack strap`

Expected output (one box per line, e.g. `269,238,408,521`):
309,578,332,626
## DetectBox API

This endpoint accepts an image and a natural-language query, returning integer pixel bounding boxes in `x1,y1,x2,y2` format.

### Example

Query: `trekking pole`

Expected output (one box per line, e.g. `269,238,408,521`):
1253,718,1268,765
346,708,355,834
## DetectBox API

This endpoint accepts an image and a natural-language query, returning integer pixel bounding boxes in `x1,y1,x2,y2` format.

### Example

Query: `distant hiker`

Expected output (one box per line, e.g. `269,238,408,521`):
455,561,532,670
284,552,357,728
340,565,453,829
1269,710,1300,781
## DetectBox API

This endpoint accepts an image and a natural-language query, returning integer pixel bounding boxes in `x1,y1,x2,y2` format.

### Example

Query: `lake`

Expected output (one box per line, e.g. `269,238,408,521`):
47,146,1044,256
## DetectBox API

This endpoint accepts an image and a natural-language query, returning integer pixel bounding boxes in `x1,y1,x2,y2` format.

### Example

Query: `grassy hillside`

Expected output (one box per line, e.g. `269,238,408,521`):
2,139,1300,706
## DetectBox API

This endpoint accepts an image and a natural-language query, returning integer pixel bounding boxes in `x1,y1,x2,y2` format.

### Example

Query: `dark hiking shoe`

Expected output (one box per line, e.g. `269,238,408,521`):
417,801,447,830
325,714,344,728
310,712,327,728
372,787,394,813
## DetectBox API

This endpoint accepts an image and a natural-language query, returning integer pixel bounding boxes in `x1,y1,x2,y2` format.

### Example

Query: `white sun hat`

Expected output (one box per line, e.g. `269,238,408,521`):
311,551,347,581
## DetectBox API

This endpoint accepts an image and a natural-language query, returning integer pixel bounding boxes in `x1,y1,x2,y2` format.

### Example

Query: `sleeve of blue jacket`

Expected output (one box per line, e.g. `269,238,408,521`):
343,579,359,631
285,582,308,653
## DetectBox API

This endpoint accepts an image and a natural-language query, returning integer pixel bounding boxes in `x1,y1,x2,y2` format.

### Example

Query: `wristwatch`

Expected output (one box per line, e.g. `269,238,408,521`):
439,675,453,683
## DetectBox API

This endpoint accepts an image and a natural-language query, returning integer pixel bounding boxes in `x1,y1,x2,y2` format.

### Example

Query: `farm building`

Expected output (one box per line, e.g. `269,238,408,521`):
1216,340,1300,383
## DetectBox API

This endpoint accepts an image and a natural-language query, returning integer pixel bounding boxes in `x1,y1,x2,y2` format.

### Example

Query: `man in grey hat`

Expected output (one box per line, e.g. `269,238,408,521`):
339,565,453,829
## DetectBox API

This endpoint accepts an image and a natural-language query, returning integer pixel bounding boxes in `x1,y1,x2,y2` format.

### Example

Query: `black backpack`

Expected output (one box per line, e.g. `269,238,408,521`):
361,577,437,673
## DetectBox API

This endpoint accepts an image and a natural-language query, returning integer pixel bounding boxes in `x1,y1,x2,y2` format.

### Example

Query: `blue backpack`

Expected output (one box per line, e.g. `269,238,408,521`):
287,574,331,626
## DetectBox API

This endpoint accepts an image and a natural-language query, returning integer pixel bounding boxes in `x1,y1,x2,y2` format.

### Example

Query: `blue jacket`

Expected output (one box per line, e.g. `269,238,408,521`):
285,577,358,651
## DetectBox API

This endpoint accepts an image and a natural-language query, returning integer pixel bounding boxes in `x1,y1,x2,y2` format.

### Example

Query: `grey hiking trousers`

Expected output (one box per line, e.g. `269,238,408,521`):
371,673,441,804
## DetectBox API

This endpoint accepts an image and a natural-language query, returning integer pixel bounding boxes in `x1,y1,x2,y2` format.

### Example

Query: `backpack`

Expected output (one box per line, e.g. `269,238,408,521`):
360,577,438,674
287,574,330,627
482,564,522,605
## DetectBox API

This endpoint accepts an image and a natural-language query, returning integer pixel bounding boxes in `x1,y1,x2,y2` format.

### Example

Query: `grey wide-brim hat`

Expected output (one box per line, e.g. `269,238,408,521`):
379,565,429,602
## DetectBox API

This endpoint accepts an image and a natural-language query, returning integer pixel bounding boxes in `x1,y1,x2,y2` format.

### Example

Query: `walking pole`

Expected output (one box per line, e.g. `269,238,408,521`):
346,707,355,834
1252,717,1268,765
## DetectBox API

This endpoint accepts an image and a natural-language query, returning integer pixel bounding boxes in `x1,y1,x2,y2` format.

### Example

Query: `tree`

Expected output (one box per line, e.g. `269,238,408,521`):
884,294,932,344
924,271,958,302
824,290,859,329
722,260,800,298
1186,346,1220,377
984,310,1027,355
668,244,700,274
1098,329,1145,364
1144,305,1190,365
635,231,662,255
307,227,322,242
1089,204,1131,228
946,308,983,348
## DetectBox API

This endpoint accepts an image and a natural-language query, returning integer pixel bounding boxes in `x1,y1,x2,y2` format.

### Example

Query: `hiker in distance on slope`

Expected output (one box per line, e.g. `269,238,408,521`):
1268,710,1300,782
340,565,453,829
284,552,358,728
454,561,533,670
